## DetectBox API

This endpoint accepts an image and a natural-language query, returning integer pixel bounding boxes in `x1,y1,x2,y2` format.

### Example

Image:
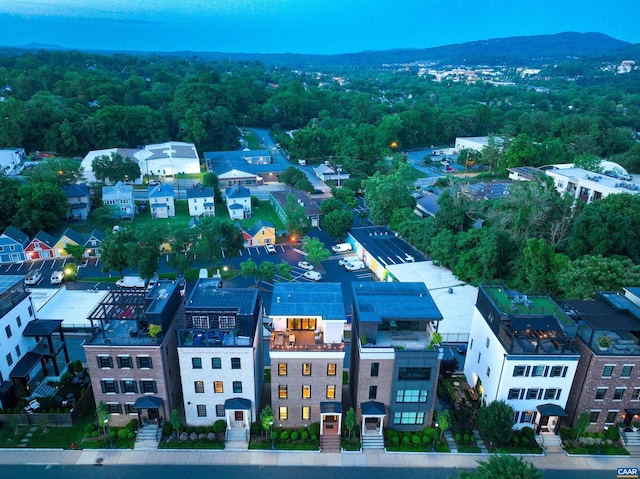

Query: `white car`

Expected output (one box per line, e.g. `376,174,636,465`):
50,271,64,285
297,261,314,271
303,271,322,281
266,244,276,254
345,260,366,272
24,271,43,286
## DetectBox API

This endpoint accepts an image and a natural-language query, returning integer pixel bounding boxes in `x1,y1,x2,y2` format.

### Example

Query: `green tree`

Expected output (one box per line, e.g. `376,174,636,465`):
457,455,543,479
135,226,167,280
169,409,183,435
99,229,137,278
259,261,276,284
279,166,307,187
436,409,451,440
240,259,260,286
294,178,314,193
13,183,68,236
24,157,85,187
332,186,358,208
498,133,540,173
321,209,354,239
320,197,345,215
64,243,85,264
0,176,22,230
344,407,357,439
96,401,109,435
283,193,311,235
202,172,223,203
193,217,244,265
260,405,274,438
276,261,293,281
433,185,477,233
521,239,568,294
302,237,330,266
573,153,603,173
574,412,590,441
91,152,141,184
362,163,415,225
558,255,640,299
477,400,515,446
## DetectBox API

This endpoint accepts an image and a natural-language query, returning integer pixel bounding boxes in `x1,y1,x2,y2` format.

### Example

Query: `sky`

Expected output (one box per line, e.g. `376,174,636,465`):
0,0,638,55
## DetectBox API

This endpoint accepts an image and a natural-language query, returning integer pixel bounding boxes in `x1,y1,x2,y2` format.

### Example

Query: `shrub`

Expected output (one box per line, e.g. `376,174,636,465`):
117,429,127,439
301,431,309,440
91,431,98,438
422,435,430,444
196,426,205,434
521,426,535,438
402,436,410,445
290,431,299,441
127,432,135,439
84,423,95,433
512,436,519,444
606,426,620,441
463,433,470,442
281,431,290,440
392,436,400,444
126,420,138,432
250,422,262,436
521,436,529,445
411,435,421,444
311,434,318,441
68,362,76,374
308,423,320,436
385,429,395,440
587,432,596,439
57,408,63,414
163,422,173,435
61,372,72,383
5,408,12,414
455,433,462,442
84,432,90,439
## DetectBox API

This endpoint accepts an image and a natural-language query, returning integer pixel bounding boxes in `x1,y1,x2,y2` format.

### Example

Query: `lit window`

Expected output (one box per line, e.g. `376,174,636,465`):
279,385,287,399
279,407,288,420
278,363,287,376
214,381,223,393
302,364,312,376
302,385,311,399
327,363,337,376
302,406,310,421
326,385,336,399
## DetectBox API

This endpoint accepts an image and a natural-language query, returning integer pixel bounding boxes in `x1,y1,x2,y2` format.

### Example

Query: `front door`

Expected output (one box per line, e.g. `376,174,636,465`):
323,415,338,435
148,408,159,422
235,411,244,421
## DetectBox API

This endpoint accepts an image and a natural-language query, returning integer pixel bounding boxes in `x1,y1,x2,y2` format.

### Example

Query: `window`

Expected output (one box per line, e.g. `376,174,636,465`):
233,381,242,394
327,363,337,376
370,362,379,377
508,388,521,400
398,367,431,381
16,316,21,327
622,365,633,378
326,385,336,399
614,388,626,401
486,337,490,348
140,380,157,394
6,352,13,367
231,357,241,369
302,363,312,376
477,352,481,363
595,388,607,400
216,405,225,417
513,366,526,377
396,390,427,403
286,318,316,331
214,381,224,393
125,403,137,414
212,357,222,369
302,385,311,399
470,338,473,350
117,356,133,368
97,356,113,368
192,357,202,369
602,365,614,377
549,366,567,377
218,315,236,328
107,403,121,414
531,365,545,377
101,380,118,394
526,389,540,400
606,411,618,424
521,411,534,423
279,407,289,420
589,411,600,423
194,381,205,393
278,363,287,376
486,367,491,377
279,385,288,399
369,386,377,400
136,356,152,369
28,305,33,317
121,380,137,394
302,406,310,421
15,345,21,358
544,388,561,400
5,325,12,339
393,412,425,425
197,405,207,417
632,389,640,401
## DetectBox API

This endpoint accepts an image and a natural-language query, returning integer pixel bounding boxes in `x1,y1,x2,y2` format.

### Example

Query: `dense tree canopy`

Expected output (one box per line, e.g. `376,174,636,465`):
92,152,141,184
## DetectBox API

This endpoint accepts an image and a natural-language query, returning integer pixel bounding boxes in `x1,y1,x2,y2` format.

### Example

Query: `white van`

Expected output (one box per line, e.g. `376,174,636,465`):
303,270,322,281
345,260,366,272
50,271,65,285
199,268,208,279
24,270,43,285
331,243,352,253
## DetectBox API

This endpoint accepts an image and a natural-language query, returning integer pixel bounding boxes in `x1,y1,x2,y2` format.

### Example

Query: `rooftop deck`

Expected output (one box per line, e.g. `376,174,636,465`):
483,284,572,326
84,319,158,346
270,330,344,352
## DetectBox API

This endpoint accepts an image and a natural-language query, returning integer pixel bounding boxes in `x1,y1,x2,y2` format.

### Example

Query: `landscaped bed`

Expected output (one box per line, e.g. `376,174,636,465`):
384,427,450,452
248,423,320,450
559,426,629,455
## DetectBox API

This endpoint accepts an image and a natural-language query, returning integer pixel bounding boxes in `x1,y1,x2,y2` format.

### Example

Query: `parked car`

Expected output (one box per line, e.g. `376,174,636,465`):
303,271,322,281
331,243,352,253
345,260,366,272
148,180,161,186
50,271,64,285
266,244,276,254
297,261,314,270
24,270,43,286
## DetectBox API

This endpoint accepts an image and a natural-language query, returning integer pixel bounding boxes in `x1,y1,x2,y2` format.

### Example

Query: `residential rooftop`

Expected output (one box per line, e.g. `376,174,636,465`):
270,283,346,320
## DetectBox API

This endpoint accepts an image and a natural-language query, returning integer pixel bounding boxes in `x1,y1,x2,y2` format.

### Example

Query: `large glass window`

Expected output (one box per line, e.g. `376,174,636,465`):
396,390,427,403
393,412,425,425
286,318,316,330
398,367,431,381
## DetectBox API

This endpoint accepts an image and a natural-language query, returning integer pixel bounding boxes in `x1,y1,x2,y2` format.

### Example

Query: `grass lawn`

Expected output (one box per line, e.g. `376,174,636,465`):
215,201,286,232
406,166,428,180
242,130,262,150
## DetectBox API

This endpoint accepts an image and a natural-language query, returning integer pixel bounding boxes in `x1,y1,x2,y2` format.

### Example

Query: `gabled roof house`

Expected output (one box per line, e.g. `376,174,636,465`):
0,226,30,263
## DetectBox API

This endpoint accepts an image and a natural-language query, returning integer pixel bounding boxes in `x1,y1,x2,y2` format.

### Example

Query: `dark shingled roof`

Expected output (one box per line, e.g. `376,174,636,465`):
134,396,163,409
536,403,568,417
320,402,342,414
361,401,386,416
225,398,251,410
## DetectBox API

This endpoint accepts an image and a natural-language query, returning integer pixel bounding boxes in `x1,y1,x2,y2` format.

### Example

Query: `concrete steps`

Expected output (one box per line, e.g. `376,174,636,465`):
31,382,56,399
134,424,159,451
362,435,384,449
320,435,341,453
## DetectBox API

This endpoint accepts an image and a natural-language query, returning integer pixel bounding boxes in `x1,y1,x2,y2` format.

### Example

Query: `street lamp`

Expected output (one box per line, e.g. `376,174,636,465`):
336,165,342,188
103,416,114,449
269,419,274,450
432,420,439,452
597,424,609,455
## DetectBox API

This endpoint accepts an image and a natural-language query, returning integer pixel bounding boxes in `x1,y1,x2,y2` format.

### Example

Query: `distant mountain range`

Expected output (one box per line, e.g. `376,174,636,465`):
2,32,638,68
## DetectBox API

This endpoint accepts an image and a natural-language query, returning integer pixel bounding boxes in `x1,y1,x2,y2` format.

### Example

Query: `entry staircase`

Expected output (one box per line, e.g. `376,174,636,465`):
361,434,385,449
134,423,160,450
320,434,341,452
225,428,249,451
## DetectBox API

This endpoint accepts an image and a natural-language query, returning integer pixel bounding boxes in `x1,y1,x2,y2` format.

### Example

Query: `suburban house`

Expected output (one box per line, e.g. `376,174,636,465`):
148,184,175,219
205,149,288,187
225,185,252,220
25,231,56,260
267,283,347,450
52,227,85,257
62,183,91,221
103,181,135,220
83,229,106,257
312,164,350,184
269,190,322,228
138,141,200,177
240,221,276,247
564,288,640,432
83,281,183,427
0,276,39,408
186,184,215,217
176,280,263,440
349,282,443,445
463,284,580,438
544,165,639,204
0,226,30,264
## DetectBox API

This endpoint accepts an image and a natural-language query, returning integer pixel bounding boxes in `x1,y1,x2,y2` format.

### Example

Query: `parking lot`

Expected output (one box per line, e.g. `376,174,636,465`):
0,257,102,288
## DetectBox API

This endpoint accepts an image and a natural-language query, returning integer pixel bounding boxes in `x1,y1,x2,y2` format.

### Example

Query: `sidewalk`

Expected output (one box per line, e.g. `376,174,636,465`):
0,447,634,470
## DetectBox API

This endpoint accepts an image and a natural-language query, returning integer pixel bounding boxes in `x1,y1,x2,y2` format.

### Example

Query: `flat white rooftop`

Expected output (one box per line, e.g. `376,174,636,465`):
35,287,108,329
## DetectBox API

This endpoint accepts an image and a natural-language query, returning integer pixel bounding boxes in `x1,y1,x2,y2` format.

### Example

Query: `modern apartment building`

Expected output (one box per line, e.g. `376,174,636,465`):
565,288,640,431
83,280,183,426
464,284,580,435
268,283,347,436
350,282,443,439
176,280,263,434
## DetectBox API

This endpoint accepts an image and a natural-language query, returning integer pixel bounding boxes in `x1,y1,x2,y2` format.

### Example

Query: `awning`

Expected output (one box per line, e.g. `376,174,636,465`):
225,398,251,410
23,320,63,337
361,401,386,416
626,408,640,416
9,352,43,379
320,402,342,414
536,403,568,417
133,396,163,409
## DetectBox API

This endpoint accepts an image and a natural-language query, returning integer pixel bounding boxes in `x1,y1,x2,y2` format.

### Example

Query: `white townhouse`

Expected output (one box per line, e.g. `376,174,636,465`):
102,181,135,220
225,185,252,220
186,184,215,217
464,284,580,436
148,184,175,219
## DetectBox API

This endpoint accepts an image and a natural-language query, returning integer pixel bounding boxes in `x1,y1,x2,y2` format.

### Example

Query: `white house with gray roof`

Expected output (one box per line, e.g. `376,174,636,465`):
186,184,215,217
102,181,135,220
148,184,175,219
225,185,252,220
